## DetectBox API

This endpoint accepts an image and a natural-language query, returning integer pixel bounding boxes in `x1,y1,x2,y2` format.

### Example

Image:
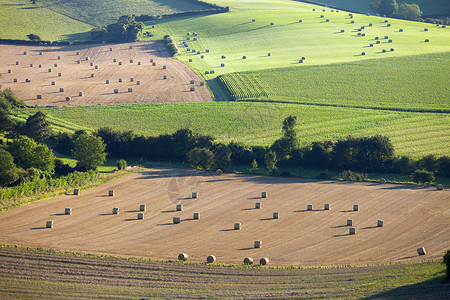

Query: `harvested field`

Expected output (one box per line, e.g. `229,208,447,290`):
0,168,448,266
0,42,212,106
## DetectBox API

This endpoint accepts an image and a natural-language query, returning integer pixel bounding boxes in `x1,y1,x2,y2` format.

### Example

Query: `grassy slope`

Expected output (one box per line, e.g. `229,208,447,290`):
14,103,449,158
143,0,450,79
0,0,93,41
217,52,450,111
40,0,215,27
305,0,450,16
0,246,448,299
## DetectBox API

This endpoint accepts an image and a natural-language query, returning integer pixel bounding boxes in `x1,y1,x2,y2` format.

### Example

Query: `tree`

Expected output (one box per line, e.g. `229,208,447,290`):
411,169,435,184
212,143,232,170
397,3,422,20
0,107,15,133
187,148,215,170
72,133,107,171
270,115,298,160
25,111,51,143
31,144,55,175
264,150,277,175
0,149,19,186
371,0,398,16
251,159,258,170
8,136,55,175
116,159,127,170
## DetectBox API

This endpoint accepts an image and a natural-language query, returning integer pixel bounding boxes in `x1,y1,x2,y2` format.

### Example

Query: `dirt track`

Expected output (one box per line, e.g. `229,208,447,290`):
0,168,448,266
0,42,212,106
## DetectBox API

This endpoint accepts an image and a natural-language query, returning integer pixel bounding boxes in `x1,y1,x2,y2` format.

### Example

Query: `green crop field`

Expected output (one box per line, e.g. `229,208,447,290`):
216,52,450,111
308,0,450,17
15,102,450,158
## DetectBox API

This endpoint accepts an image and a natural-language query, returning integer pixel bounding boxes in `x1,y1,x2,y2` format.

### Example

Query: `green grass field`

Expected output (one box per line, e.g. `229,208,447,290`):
143,0,450,81
309,0,450,17
216,52,450,111
14,103,450,158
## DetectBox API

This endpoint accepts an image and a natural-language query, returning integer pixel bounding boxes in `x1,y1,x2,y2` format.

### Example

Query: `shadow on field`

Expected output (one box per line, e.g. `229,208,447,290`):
363,277,449,299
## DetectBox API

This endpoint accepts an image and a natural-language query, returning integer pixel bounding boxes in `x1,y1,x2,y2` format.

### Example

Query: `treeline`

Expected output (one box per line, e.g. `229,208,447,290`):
0,38,100,46
49,116,449,181
0,89,107,189
163,35,179,56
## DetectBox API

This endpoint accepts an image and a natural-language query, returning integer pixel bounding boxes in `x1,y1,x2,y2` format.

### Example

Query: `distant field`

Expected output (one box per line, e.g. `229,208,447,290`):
15,102,450,158
217,52,450,112
144,1,450,82
306,0,450,16
0,0,92,41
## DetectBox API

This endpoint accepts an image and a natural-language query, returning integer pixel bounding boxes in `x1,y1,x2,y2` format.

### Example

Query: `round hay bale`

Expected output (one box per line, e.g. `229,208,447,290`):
244,257,254,265
270,22,274,25
349,227,356,235
320,15,324,18
341,29,344,33
189,59,192,62
74,188,81,195
113,58,117,62
216,169,222,175
138,204,146,212
106,80,110,84
190,80,195,84
307,204,313,211
190,87,195,91
312,8,315,11
128,88,133,92
424,28,428,31
388,39,392,43
40,51,43,55
118,61,122,65
273,212,279,219
130,78,134,82
13,78,17,83
65,208,72,215
59,88,64,92
424,39,429,42
382,49,387,53
436,184,443,190
51,81,55,85
221,63,225,67
260,257,269,265
7,69,11,74
129,59,133,63
252,19,256,22
423,182,431,188
262,192,267,198
417,247,426,255
85,57,90,61
205,71,210,74
369,43,373,47
192,192,198,199
384,19,388,23
118,78,122,82
193,212,200,219
375,36,379,40
48,68,52,72
46,221,54,228
76,51,79,55
130,45,133,49
387,23,391,27
200,81,204,86
379,178,386,184
353,204,359,211
384,36,389,39
207,255,216,264
58,73,62,77
299,59,303,63
66,96,71,101
178,253,188,261
152,62,156,66
347,219,353,226
163,75,167,80
110,47,113,51
254,240,262,248
376,40,381,44
242,56,246,59
137,212,144,220
255,202,262,209
173,217,181,224
361,33,366,37
95,65,98,69
138,61,141,65
206,49,210,53
77,60,81,64
201,55,204,59
90,73,94,78
361,52,365,55
234,222,241,230
268,52,271,56
25,79,31,83
390,48,394,51
79,92,83,96
377,220,384,227
30,64,33,67
16,61,19,65
350,20,355,24
324,203,330,210
369,23,373,26
210,70,215,74
114,89,119,94
326,19,329,22
176,204,183,211
399,29,403,32
137,80,141,85
113,207,119,214
357,32,362,36
299,19,302,22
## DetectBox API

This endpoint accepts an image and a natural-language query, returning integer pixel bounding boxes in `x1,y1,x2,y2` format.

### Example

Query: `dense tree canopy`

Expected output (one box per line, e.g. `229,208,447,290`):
397,3,422,20
72,133,107,171
0,148,19,186
371,0,399,16
8,136,55,175
187,147,215,170
25,111,51,143
91,15,143,42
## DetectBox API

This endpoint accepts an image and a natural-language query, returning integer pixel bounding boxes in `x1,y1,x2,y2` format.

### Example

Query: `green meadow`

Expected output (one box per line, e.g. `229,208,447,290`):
15,103,450,158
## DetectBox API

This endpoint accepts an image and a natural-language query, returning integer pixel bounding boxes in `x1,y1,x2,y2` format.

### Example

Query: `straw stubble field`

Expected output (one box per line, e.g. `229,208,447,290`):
0,168,448,267
0,42,212,106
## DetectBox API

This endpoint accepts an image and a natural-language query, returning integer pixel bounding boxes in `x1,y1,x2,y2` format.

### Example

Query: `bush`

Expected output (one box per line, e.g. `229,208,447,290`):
340,170,367,182
411,169,435,184
116,159,127,170
444,250,450,280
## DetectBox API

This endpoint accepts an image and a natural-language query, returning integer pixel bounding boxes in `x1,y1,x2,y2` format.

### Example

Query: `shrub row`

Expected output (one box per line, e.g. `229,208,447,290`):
163,35,179,56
